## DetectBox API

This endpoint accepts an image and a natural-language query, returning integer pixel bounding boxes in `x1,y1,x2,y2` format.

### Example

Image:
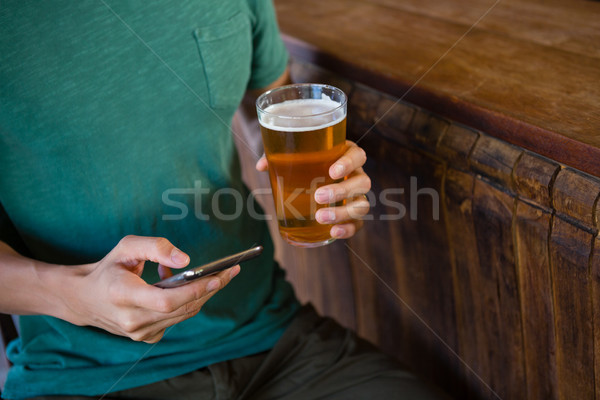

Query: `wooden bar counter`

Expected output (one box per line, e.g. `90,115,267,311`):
276,0,600,178
237,1,600,399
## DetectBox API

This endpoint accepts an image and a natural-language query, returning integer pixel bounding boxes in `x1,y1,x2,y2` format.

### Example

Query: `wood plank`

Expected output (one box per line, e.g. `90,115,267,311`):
347,80,419,149
436,121,489,397
471,178,525,399
275,0,600,141
347,126,460,395
409,109,449,152
512,151,558,400
552,169,600,230
514,201,557,399
373,97,416,147
550,217,595,399
373,140,459,395
366,0,600,58
346,226,381,346
275,0,600,177
277,242,357,330
346,84,382,144
345,133,397,346
513,152,560,210
470,135,522,191
238,40,600,398
437,124,479,171
443,168,491,399
597,199,600,232
592,234,600,400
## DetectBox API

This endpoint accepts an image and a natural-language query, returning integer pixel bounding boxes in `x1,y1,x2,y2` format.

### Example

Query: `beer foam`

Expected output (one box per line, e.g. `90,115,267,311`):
260,96,345,132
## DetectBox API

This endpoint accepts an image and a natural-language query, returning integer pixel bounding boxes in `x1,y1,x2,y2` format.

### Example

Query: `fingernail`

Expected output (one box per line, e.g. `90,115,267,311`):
315,189,332,203
230,265,241,279
332,226,346,237
171,248,189,265
317,209,335,223
207,279,220,292
332,164,345,178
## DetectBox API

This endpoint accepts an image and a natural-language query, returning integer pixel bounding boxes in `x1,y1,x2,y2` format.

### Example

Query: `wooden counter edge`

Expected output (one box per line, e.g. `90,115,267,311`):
281,34,600,179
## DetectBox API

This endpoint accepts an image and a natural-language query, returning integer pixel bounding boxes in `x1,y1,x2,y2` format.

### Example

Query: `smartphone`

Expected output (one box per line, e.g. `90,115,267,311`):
154,245,263,289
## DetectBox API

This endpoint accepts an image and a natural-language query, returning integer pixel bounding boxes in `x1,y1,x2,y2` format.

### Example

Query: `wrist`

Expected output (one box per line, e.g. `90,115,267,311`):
0,242,94,322
33,260,94,324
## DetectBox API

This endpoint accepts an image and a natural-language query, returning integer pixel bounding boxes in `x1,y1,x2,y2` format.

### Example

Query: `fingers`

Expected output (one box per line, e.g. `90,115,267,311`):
136,301,205,343
130,265,240,313
92,236,245,343
315,197,370,225
314,170,371,204
316,142,370,240
258,141,366,178
112,235,190,270
330,220,364,239
112,265,240,342
255,155,268,171
142,331,166,344
134,303,204,343
329,141,367,180
314,144,371,231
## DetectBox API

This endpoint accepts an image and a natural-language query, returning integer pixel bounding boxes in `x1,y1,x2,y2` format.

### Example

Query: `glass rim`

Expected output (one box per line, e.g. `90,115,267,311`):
256,83,347,120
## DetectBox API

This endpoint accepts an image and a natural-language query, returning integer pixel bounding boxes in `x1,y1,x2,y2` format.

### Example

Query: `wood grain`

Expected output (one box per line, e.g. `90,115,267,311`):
471,178,525,399
345,133,389,345
592,234,600,400
437,124,479,171
513,152,560,210
553,169,600,230
373,97,416,147
368,0,600,59
514,201,557,399
275,0,600,177
277,242,357,330
597,198,600,232
549,217,595,399
346,227,381,346
345,130,398,346
346,84,381,144
234,56,600,398
409,109,449,152
374,140,459,394
469,135,522,191
443,168,490,399
596,198,600,232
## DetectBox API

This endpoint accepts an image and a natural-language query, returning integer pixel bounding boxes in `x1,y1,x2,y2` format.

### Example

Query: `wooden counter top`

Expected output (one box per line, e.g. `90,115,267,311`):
274,0,600,177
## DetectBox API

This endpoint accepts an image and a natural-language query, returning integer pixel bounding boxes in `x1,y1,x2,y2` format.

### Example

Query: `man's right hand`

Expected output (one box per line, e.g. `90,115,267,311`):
0,236,239,343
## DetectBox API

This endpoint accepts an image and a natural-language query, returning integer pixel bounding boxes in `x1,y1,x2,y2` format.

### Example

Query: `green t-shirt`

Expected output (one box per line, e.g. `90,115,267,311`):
0,1,299,398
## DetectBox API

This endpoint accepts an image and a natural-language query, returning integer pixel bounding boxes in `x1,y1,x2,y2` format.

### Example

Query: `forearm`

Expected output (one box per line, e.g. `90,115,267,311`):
0,241,81,319
0,236,238,342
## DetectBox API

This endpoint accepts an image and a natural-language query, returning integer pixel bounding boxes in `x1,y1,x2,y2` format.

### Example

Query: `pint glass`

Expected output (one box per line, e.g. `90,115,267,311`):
256,84,347,248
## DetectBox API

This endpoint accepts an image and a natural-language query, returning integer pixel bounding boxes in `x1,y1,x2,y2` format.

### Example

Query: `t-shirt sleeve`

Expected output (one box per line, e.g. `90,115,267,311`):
246,0,289,90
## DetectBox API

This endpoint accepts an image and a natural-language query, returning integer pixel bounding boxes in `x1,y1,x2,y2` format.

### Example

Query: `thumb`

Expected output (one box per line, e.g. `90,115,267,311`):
255,154,268,171
111,235,190,270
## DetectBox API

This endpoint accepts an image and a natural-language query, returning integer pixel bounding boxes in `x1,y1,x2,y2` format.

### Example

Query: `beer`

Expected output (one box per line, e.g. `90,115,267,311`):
258,90,347,247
